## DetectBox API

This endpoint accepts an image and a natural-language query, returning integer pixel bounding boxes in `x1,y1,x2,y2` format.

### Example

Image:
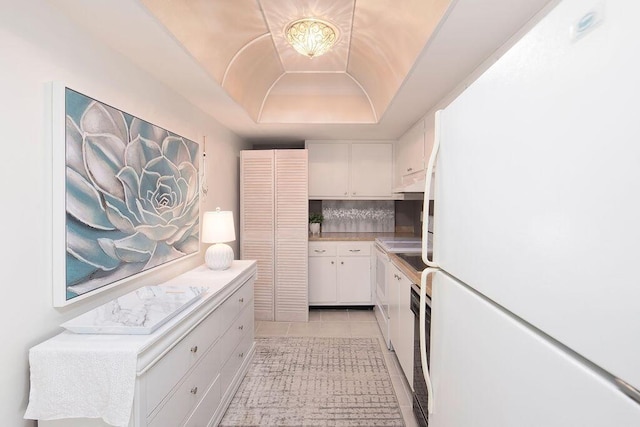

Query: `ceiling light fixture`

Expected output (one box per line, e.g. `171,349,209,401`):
285,18,339,59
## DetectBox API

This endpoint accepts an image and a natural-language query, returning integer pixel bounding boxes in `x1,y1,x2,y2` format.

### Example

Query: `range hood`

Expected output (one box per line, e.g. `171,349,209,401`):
392,169,434,200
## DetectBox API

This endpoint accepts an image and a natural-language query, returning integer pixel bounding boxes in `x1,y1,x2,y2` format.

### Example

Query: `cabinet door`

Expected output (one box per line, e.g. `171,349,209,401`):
309,257,337,304
275,150,309,322
388,265,400,350
240,151,275,321
307,142,349,198
350,143,393,198
337,256,372,304
395,120,425,187
397,272,414,388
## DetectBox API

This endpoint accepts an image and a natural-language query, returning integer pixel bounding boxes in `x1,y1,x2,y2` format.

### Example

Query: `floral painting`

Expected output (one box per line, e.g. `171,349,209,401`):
57,87,200,305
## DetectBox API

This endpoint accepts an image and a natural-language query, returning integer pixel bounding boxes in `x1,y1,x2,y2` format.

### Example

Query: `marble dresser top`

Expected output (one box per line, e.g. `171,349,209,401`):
61,285,206,335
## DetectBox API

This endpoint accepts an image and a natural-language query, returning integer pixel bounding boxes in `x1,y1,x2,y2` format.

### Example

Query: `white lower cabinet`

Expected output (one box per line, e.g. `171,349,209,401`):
36,262,256,427
388,263,414,388
308,241,373,305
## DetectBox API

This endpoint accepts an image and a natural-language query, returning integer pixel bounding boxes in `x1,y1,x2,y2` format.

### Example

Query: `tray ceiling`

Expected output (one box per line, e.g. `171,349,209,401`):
139,0,451,124
50,0,554,142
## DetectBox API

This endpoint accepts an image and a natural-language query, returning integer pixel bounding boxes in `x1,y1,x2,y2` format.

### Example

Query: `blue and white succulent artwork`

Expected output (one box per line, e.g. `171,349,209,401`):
64,88,199,301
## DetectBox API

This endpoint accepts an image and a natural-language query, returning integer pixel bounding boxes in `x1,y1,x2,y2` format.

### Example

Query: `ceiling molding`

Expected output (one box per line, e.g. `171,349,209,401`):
345,71,377,122
222,32,273,87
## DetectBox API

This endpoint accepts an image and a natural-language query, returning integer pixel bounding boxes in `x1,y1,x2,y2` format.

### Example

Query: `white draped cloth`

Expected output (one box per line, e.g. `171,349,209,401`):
24,335,138,427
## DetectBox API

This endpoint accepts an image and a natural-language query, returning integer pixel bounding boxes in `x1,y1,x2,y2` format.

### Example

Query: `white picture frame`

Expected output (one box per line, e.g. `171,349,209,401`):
51,82,201,307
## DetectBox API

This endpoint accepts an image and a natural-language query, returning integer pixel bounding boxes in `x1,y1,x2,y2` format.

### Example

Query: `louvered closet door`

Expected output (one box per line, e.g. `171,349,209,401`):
275,150,309,322
240,150,275,321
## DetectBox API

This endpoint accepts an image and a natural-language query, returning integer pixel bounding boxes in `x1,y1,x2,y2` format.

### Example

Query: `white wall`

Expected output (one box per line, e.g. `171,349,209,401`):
0,2,250,425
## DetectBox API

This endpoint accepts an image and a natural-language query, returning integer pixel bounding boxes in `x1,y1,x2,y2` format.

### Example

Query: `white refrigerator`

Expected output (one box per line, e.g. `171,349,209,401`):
419,0,640,425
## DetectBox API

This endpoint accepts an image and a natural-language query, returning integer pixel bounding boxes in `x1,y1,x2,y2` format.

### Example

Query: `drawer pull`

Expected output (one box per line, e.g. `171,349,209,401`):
239,297,244,303
341,261,344,265
190,345,198,353
239,352,244,358
238,325,244,331
314,249,326,253
190,386,198,395
348,249,361,253
331,261,334,265
407,167,413,172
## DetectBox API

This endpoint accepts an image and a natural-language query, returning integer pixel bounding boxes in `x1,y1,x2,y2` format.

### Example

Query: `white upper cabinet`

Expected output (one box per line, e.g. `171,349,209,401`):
350,143,393,198
394,119,426,189
306,142,350,198
306,140,393,200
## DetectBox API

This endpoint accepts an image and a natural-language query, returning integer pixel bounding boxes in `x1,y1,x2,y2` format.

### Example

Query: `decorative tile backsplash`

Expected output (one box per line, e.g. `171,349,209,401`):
321,201,394,232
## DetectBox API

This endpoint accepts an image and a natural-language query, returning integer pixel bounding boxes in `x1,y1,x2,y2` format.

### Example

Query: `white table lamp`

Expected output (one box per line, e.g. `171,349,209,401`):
202,208,236,270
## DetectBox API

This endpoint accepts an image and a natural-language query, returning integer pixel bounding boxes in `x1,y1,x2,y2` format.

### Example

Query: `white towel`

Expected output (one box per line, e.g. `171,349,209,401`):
24,338,138,427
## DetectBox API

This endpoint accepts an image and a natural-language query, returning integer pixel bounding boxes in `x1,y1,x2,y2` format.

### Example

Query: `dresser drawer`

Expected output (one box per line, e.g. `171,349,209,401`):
309,242,337,257
147,338,221,427
183,375,222,427
219,304,253,366
217,280,253,327
220,332,254,399
145,307,221,415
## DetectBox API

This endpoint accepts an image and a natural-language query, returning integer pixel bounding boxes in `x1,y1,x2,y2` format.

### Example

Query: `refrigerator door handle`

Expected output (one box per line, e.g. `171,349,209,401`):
614,378,640,406
420,268,438,414
422,110,442,268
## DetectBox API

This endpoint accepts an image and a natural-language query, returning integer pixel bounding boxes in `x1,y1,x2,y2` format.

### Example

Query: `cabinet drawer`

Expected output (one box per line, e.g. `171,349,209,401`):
147,337,221,427
309,242,336,257
145,308,221,415
220,332,254,399
337,242,371,257
217,281,253,326
183,375,221,427
219,304,254,366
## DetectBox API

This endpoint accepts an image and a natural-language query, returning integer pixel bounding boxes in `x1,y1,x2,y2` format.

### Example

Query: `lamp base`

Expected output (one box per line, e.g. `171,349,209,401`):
205,243,234,270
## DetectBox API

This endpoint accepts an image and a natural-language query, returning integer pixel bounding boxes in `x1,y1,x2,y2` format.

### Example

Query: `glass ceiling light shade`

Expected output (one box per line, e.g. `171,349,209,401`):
202,208,236,270
285,18,339,59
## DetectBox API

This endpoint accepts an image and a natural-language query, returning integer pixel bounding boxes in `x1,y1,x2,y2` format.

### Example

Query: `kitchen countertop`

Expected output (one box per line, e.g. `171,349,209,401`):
309,232,417,241
389,253,433,298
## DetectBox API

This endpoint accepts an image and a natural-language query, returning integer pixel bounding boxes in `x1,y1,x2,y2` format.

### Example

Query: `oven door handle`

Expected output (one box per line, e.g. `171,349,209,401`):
420,268,437,414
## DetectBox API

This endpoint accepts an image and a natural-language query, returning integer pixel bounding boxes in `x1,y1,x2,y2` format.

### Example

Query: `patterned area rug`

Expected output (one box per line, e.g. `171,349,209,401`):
220,337,405,426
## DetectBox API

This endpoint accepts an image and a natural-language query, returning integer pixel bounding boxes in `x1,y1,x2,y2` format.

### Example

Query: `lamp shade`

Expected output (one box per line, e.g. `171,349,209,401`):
202,209,236,244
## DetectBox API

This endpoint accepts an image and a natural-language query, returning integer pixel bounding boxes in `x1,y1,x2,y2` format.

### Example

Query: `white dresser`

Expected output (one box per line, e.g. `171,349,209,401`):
32,261,256,427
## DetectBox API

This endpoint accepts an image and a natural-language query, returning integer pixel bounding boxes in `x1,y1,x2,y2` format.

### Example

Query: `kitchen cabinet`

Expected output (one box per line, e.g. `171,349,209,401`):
305,142,350,198
388,263,414,388
308,241,373,305
394,119,425,189
393,117,436,199
35,262,256,427
306,141,393,199
240,149,308,322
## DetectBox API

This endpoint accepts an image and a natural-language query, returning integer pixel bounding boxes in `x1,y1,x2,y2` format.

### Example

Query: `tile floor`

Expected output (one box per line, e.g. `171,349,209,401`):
254,308,420,427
